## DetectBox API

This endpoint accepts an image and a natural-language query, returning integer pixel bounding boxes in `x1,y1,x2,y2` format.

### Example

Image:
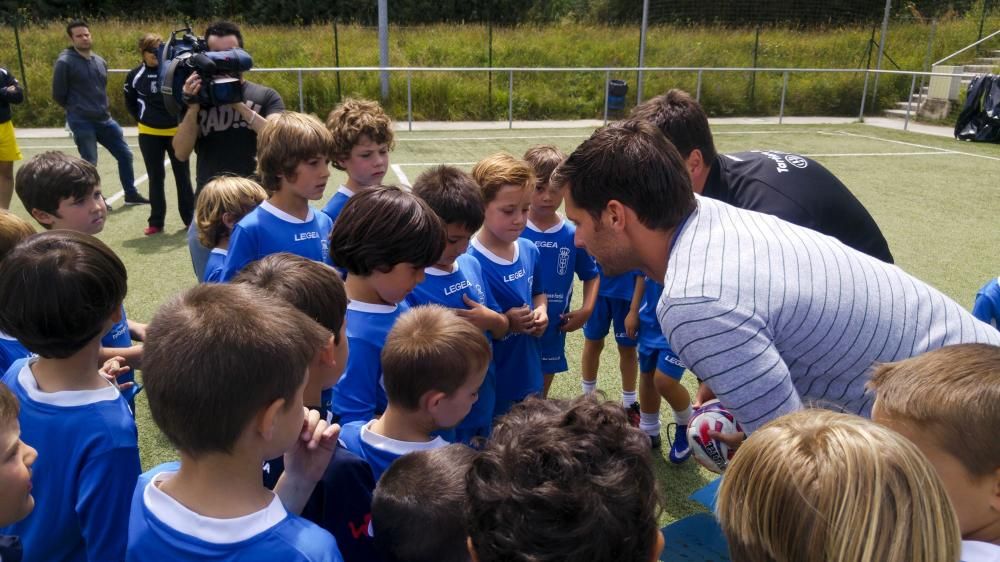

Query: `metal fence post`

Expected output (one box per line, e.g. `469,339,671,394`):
904,73,917,130
859,69,871,120
603,70,610,125
870,0,893,112
407,72,413,132
919,19,937,107
297,69,304,112
778,71,789,124
508,70,514,129
696,69,703,102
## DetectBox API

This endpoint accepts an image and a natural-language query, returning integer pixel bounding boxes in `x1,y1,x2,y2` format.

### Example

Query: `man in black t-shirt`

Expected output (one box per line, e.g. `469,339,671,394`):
172,21,285,278
631,89,893,264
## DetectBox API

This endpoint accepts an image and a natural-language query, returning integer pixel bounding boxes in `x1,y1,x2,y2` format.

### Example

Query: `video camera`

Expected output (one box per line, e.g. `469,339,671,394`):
158,25,253,116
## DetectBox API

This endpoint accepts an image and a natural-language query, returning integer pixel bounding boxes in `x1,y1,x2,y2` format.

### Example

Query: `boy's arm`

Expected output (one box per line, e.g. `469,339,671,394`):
128,319,147,342
77,446,142,561
624,275,644,339
528,292,548,337
100,345,142,371
455,294,509,339
561,276,599,332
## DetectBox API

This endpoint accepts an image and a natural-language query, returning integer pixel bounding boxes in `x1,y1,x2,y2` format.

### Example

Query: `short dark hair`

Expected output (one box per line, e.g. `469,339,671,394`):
204,20,244,48
330,186,445,276
66,20,88,37
373,444,477,562
0,231,126,359
15,152,101,226
382,305,490,410
467,396,662,562
631,89,718,163
233,252,348,343
552,120,695,231
522,144,566,186
143,284,328,457
411,165,485,232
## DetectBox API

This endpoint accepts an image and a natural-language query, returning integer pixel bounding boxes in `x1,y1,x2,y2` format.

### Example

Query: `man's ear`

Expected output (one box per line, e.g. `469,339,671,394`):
605,200,628,231
685,148,705,176
30,208,57,228
256,398,287,442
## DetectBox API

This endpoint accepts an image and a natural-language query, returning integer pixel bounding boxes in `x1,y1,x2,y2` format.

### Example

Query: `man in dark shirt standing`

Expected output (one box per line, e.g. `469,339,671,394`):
52,20,148,206
172,21,284,279
631,89,893,263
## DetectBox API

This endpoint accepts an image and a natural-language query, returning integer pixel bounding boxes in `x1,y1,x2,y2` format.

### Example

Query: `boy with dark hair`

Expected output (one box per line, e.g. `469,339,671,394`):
0,231,141,561
15,151,143,395
0,210,34,373
466,396,665,562
870,344,1000,561
0,384,37,561
329,185,446,424
129,283,343,561
407,165,508,442
322,98,394,223
234,253,380,561
372,444,477,562
521,145,599,397
340,305,490,480
469,153,548,417
219,111,335,280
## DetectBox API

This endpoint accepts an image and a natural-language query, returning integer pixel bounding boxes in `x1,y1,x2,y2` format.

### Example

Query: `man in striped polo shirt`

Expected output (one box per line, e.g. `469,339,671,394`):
555,120,999,442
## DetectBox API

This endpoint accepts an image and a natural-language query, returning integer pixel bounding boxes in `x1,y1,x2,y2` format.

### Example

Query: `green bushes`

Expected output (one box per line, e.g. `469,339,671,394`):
0,15,993,127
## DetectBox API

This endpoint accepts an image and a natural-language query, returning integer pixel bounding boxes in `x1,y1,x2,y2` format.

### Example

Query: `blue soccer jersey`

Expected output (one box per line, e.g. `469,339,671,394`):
127,462,343,562
339,420,450,481
203,248,228,283
220,201,333,281
596,264,640,301
330,301,410,423
973,276,1000,330
522,218,599,374
100,305,137,403
1,358,140,562
320,185,355,224
468,237,545,417
406,254,500,434
0,332,30,375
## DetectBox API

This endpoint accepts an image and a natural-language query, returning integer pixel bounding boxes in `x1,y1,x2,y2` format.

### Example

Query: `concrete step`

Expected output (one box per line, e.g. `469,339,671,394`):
963,64,997,73
975,57,1000,65
894,101,923,110
883,108,915,119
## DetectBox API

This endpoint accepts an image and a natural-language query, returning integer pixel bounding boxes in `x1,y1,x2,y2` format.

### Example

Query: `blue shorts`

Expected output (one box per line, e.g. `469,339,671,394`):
638,346,686,380
539,327,568,374
583,295,637,347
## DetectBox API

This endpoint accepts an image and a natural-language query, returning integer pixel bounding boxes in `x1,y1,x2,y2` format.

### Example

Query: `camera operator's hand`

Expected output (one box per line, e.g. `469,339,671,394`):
182,73,202,107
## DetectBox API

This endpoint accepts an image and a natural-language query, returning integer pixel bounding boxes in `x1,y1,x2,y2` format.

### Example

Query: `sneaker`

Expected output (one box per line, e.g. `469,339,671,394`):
649,433,662,449
124,193,150,206
626,402,641,428
104,197,113,211
667,423,691,464
144,226,163,236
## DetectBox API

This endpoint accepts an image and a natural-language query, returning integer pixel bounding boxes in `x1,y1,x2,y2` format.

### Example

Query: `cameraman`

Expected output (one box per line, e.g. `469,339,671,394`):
172,20,284,278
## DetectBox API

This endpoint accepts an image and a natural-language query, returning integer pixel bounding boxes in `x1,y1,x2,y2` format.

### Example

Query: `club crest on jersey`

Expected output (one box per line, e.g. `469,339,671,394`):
557,247,570,275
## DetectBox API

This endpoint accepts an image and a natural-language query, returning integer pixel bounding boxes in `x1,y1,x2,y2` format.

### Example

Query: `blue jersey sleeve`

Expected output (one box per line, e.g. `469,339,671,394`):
574,248,599,282
333,340,382,424
220,223,259,281
972,279,1000,328
529,246,545,297
78,446,142,561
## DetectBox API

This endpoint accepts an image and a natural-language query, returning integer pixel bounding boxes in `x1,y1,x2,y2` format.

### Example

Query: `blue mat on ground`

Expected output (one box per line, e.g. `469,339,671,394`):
659,513,730,561
689,477,721,511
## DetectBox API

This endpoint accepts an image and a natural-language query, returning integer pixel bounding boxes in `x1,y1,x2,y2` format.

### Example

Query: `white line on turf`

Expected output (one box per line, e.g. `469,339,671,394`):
803,151,956,157
832,131,1000,162
391,130,819,142
105,157,172,205
391,164,412,188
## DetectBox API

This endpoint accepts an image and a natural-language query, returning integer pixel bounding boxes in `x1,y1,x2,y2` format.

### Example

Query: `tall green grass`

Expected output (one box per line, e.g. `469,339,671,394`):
0,15,996,126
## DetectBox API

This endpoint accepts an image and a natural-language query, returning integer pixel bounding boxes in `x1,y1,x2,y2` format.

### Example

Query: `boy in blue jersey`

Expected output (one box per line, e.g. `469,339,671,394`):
372,444,477,562
581,265,642,411
194,177,267,283
220,111,335,281
469,153,548,417
973,276,1000,330
634,276,693,459
329,186,446,424
322,98,394,223
0,231,141,561
14,151,144,387
0,210,34,373
234,253,381,561
131,283,344,561
0,384,37,562
521,145,600,397
408,165,509,443
340,306,490,480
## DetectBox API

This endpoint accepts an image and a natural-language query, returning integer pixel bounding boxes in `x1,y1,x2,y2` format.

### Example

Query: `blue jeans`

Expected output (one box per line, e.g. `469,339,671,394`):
187,221,211,280
67,117,137,196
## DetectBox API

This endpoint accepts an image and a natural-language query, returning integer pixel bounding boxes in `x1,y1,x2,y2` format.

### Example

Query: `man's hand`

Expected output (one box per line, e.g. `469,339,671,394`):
505,305,535,334
182,73,202,106
708,430,746,452
559,307,592,333
692,383,717,408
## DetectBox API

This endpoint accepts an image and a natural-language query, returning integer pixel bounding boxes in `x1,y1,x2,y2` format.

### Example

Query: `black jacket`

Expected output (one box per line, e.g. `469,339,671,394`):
123,63,179,129
52,48,111,122
0,67,24,124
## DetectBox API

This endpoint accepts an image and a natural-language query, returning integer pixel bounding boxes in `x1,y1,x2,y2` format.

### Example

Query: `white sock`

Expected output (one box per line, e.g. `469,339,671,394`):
639,412,660,436
622,390,637,407
582,380,597,395
674,405,693,426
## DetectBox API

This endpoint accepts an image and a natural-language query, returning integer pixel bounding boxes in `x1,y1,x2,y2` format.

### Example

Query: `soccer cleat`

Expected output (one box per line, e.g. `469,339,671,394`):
649,433,662,449
124,192,151,206
667,423,692,464
144,226,163,236
626,402,641,428
104,197,113,211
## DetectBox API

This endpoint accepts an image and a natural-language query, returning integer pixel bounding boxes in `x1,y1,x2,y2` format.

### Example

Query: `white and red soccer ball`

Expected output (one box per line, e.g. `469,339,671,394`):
687,399,743,474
